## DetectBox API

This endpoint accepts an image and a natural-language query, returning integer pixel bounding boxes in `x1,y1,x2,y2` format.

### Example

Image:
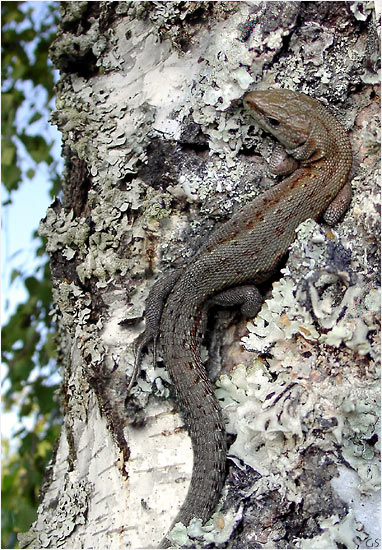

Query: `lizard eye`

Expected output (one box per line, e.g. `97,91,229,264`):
267,117,280,127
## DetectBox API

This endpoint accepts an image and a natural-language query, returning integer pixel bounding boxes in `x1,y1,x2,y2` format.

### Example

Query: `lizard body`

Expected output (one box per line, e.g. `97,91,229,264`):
132,89,352,547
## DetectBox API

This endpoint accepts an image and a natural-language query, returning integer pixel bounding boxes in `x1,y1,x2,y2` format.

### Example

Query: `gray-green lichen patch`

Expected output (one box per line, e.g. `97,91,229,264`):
19,474,91,548
60,1,88,23
167,503,243,548
174,4,297,165
39,207,91,256
215,355,378,546
331,466,381,544
297,510,367,549
243,220,378,358
53,281,91,331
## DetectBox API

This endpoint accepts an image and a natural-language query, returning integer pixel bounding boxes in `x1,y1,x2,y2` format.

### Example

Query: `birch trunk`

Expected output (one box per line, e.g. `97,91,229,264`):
20,2,380,549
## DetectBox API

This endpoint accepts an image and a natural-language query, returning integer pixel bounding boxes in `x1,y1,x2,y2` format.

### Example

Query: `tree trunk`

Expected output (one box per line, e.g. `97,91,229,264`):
20,2,380,549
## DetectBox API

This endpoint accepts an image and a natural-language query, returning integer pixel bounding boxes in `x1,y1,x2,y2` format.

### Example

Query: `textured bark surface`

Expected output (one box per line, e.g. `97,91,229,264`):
20,2,380,549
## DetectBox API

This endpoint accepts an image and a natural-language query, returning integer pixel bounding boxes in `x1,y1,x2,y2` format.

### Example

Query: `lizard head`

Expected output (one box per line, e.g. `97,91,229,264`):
243,89,316,151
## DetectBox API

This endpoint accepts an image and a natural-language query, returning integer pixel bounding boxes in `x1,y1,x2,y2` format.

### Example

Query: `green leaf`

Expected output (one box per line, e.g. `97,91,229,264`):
19,134,52,164
1,143,16,166
10,268,22,284
28,111,43,125
34,380,56,415
1,91,25,113
24,276,40,294
2,163,22,192
1,3,25,25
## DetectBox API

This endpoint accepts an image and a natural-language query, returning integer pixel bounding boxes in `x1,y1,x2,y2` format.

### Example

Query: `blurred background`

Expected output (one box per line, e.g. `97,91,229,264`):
2,2,63,547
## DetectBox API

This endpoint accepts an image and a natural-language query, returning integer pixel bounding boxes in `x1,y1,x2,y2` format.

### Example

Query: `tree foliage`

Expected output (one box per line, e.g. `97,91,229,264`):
1,2,61,547
2,1,59,192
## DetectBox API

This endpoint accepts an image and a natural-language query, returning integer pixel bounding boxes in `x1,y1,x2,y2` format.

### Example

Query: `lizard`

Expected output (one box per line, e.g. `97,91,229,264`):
129,88,353,547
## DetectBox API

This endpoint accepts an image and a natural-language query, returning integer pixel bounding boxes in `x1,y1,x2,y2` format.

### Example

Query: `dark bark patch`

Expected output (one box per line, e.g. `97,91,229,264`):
62,151,92,218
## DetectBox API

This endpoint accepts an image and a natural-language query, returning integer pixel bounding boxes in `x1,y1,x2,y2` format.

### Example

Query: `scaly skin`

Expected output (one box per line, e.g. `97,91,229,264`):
133,89,352,547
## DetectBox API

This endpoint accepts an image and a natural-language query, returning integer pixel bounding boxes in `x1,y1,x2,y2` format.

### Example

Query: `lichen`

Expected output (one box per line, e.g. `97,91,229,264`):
39,208,91,255
167,503,243,548
243,220,378,358
212,216,379,545
297,510,367,548
215,355,378,544
18,476,91,548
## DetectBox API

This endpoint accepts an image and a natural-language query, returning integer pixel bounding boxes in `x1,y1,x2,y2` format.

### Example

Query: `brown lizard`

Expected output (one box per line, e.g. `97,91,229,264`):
129,89,352,547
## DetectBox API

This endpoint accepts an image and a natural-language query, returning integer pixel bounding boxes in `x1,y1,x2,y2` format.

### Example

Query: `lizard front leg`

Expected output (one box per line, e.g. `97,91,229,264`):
266,133,352,226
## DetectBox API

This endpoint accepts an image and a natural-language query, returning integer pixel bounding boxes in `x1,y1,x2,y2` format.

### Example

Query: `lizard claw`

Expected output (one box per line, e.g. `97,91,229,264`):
126,338,144,393
152,337,158,370
127,331,158,393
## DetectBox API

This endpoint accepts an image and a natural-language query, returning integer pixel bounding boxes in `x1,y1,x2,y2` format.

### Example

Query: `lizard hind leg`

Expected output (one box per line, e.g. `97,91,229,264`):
208,284,263,318
323,182,352,225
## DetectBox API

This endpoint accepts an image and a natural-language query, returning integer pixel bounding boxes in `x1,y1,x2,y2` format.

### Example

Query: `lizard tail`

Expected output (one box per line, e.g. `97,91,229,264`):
160,375,227,547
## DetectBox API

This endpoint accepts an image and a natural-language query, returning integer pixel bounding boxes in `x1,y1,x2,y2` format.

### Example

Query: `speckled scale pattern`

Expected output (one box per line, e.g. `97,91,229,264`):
152,89,352,546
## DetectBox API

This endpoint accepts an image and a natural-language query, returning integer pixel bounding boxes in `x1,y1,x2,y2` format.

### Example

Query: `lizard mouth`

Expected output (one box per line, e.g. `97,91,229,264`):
243,94,259,112
243,93,276,123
